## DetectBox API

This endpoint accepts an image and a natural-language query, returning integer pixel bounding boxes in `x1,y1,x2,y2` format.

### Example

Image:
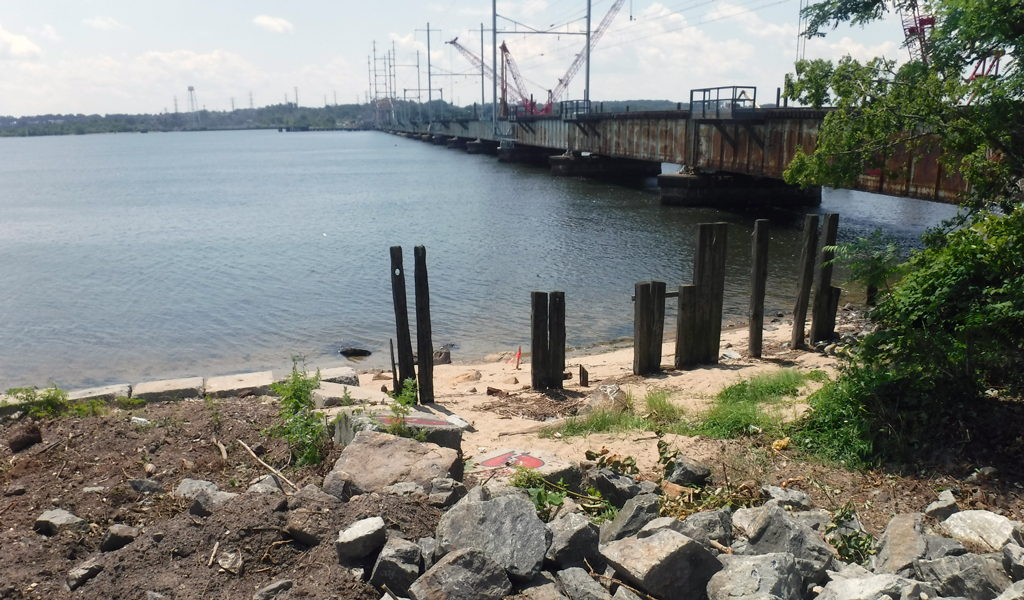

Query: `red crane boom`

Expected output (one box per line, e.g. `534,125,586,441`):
546,0,626,110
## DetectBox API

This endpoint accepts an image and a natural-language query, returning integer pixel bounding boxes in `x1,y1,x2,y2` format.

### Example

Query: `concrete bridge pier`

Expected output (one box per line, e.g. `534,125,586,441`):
445,137,468,150
658,171,821,208
549,153,662,180
466,139,499,155
419,134,432,142
497,142,555,165
431,135,448,145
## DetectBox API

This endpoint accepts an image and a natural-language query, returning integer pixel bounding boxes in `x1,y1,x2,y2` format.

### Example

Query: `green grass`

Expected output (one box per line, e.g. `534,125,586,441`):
696,369,814,438
544,409,654,438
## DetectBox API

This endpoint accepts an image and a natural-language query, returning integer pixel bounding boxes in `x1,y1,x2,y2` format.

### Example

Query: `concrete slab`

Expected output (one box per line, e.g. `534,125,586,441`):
318,367,359,387
131,377,204,402
467,448,583,492
314,382,390,409
68,384,132,402
330,406,464,451
205,371,274,398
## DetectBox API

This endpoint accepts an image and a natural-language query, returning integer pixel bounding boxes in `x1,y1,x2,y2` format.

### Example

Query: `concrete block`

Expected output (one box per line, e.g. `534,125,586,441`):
318,367,359,387
68,384,132,402
467,448,584,492
131,377,204,402
314,381,390,409
205,371,274,398
330,406,464,451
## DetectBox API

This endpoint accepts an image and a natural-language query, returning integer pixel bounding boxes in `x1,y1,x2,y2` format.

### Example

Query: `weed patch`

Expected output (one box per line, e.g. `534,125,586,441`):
697,369,815,438
5,386,70,419
266,361,327,467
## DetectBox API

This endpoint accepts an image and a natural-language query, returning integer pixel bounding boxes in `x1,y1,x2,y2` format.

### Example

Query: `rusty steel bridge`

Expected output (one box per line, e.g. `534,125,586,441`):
379,87,965,207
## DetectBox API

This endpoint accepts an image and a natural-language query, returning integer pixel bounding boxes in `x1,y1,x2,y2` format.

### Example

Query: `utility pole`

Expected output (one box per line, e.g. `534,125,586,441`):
427,23,433,122
480,23,486,109
417,50,422,120
392,41,398,101
231,97,235,111
585,0,592,102
294,87,299,107
249,91,254,109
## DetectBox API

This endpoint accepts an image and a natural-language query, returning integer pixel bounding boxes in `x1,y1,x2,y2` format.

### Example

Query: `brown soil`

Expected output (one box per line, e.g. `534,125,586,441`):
0,397,440,600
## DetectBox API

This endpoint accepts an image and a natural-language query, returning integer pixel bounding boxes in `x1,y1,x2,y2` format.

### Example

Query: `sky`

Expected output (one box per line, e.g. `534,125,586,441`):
0,0,907,118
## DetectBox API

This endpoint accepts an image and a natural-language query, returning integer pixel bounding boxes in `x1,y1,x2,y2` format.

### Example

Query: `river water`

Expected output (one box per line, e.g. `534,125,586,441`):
0,129,958,390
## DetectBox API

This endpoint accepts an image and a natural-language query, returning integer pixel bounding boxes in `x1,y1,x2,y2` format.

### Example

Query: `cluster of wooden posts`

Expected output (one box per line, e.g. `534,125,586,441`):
633,213,842,375
389,245,434,403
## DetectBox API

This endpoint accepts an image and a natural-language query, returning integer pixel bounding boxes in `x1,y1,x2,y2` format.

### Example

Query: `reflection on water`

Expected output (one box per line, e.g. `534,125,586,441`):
0,131,959,389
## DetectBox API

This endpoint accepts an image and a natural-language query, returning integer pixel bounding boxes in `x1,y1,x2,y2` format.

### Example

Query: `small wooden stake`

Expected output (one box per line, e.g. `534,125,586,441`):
579,365,589,387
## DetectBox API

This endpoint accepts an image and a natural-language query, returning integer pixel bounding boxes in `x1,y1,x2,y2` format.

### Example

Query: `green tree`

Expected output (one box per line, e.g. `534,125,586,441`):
784,0,1024,466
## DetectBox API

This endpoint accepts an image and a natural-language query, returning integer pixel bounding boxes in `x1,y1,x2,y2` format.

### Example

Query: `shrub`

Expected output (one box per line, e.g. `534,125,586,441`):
266,361,326,467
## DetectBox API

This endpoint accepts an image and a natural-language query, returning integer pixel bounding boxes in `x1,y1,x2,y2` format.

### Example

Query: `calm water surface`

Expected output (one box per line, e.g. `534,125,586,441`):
0,130,958,390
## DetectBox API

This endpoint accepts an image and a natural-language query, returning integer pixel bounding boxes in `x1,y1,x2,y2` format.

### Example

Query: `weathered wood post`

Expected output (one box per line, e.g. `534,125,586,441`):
791,214,820,349
748,219,770,358
810,213,840,345
633,281,665,375
390,246,415,387
633,282,653,375
548,291,566,390
413,245,434,404
693,223,729,363
390,339,398,394
531,291,550,390
675,284,698,368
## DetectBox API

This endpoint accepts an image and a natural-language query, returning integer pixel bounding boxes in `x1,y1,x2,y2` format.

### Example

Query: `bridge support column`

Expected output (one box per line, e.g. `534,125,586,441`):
430,135,448,145
658,171,820,208
420,134,432,142
497,143,556,165
445,137,468,150
466,139,499,155
549,154,661,180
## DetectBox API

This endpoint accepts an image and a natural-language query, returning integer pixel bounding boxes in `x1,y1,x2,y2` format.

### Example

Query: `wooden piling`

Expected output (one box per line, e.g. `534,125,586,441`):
390,246,416,388
748,219,770,358
810,213,840,345
531,292,550,390
390,339,398,394
693,223,729,363
548,292,566,390
675,284,698,369
791,214,819,349
651,280,667,370
579,365,589,387
633,282,654,375
413,245,434,404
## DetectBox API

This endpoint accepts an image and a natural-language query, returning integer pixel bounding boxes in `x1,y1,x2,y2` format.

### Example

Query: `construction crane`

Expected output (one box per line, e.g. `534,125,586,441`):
447,37,542,115
899,0,935,64
543,0,626,111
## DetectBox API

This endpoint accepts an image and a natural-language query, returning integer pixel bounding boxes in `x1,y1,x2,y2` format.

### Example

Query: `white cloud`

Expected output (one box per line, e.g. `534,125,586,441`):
0,21,43,59
26,24,61,42
83,16,127,31
253,15,294,34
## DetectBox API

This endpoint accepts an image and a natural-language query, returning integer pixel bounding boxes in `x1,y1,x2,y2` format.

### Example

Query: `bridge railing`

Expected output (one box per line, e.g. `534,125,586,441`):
560,100,592,121
690,86,758,120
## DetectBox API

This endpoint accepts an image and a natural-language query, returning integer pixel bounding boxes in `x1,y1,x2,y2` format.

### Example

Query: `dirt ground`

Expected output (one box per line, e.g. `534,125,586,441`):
3,308,1023,599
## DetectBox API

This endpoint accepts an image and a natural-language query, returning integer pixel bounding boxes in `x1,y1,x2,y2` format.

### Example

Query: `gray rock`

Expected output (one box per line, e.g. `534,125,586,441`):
383,482,426,496
664,456,712,487
722,350,743,360
4,483,27,496
145,593,167,600
816,573,936,600
913,553,1011,600
246,475,282,494
253,579,293,600
33,509,88,536
638,481,660,495
793,509,833,532
428,478,467,508
128,478,164,494
707,553,803,600
547,513,601,570
736,504,833,584
66,556,103,590
942,511,1024,552
995,581,1024,600
600,494,660,544
874,513,928,576
99,524,140,552
331,431,461,495
926,490,960,521
762,485,812,510
370,537,422,597
578,384,630,416
601,529,723,600
592,469,641,508
419,537,439,571
284,511,323,546
519,572,570,600
611,587,643,600
436,494,551,581
323,470,353,501
408,548,512,600
320,366,359,387
1004,543,1024,582
189,489,238,517
287,484,342,511
639,511,732,556
557,567,613,600
925,535,967,559
174,478,218,499
336,516,387,563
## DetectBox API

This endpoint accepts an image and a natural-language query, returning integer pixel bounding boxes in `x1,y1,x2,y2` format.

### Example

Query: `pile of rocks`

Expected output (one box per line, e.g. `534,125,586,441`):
36,430,1024,600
